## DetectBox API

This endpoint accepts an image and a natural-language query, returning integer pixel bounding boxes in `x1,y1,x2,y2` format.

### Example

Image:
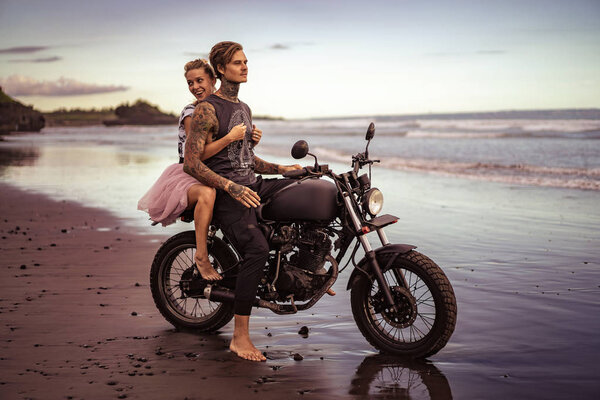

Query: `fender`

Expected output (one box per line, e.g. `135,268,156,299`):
346,243,416,290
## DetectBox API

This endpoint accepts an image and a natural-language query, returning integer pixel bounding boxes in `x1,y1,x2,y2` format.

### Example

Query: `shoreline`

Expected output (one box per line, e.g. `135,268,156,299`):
0,183,340,399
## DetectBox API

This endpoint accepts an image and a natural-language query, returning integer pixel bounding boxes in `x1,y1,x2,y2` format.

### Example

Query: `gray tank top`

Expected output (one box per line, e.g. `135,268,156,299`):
203,94,256,186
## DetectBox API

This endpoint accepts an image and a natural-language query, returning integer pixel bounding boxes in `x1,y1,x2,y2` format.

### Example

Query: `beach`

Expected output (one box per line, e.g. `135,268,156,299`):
1,118,600,399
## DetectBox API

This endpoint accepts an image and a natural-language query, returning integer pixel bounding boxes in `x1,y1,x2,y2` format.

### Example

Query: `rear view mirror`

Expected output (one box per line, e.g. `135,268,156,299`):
365,123,375,141
291,140,309,159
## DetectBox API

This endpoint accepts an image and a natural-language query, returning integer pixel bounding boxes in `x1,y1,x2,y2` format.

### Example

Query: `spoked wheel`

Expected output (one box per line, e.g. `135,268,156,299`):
150,230,238,331
351,251,456,358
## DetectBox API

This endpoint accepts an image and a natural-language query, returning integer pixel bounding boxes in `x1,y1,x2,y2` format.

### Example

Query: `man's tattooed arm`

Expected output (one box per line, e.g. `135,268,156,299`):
254,156,301,175
183,102,260,208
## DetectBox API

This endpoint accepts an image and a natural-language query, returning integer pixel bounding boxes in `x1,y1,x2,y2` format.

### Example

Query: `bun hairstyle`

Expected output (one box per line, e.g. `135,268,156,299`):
209,41,243,80
184,58,216,81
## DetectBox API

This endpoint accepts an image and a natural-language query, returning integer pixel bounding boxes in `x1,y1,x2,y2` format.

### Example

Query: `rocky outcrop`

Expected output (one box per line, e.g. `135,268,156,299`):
0,87,45,133
103,100,177,126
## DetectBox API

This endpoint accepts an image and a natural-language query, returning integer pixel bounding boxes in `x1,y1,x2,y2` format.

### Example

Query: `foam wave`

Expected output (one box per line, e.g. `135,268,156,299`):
304,147,600,191
259,118,600,139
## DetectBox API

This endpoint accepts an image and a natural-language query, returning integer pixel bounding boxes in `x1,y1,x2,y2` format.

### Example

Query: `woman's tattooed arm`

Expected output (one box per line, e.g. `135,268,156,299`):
183,102,261,208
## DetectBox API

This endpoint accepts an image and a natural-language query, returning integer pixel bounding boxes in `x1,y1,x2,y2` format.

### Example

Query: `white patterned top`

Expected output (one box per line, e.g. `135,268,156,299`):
178,103,196,162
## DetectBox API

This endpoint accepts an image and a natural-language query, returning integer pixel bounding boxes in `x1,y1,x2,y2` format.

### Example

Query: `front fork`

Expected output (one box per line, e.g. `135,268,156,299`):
342,193,407,310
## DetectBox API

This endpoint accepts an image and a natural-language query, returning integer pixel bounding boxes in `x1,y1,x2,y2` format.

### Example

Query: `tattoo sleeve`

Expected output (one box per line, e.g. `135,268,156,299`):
254,156,285,175
183,103,235,192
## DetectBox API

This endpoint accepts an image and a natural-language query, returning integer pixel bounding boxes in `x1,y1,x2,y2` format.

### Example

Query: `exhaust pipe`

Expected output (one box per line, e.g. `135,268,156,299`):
203,285,290,314
203,285,236,303
203,255,338,315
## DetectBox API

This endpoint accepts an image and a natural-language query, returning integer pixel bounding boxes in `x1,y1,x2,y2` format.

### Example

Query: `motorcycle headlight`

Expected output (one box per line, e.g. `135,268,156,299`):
363,188,383,216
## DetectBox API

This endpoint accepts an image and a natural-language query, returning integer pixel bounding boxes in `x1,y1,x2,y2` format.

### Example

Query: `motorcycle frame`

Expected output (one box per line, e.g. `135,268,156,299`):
327,161,415,311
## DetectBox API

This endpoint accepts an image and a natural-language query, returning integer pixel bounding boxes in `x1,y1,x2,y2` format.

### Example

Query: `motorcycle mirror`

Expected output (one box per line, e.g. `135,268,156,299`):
291,140,309,159
365,122,375,141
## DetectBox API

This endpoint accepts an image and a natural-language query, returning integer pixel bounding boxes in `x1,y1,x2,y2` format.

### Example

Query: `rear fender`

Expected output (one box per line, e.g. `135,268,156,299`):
346,244,416,290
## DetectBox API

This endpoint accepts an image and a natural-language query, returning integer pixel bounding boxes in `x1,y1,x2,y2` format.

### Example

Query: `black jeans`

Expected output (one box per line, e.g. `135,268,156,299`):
213,176,293,315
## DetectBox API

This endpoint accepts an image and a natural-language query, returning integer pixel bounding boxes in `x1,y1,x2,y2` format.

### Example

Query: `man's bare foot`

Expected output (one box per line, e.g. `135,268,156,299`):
230,336,266,362
194,255,222,281
327,288,336,296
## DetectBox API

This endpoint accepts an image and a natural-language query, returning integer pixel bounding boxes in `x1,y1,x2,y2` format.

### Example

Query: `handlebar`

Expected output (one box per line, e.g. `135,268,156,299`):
282,167,308,178
282,165,329,179
352,152,380,171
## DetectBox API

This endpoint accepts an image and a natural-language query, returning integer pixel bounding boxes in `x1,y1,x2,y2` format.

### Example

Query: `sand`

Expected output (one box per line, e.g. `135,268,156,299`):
2,175,599,399
0,183,338,400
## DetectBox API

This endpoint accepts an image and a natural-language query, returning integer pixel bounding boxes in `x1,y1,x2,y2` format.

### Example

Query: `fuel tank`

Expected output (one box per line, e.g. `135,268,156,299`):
260,178,338,222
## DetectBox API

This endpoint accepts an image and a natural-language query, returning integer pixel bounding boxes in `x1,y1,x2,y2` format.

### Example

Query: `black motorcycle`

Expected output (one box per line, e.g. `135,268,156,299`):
150,123,457,358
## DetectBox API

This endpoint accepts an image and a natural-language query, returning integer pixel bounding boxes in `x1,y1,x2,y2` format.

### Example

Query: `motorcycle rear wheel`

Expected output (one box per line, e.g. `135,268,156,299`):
350,250,456,358
150,230,237,331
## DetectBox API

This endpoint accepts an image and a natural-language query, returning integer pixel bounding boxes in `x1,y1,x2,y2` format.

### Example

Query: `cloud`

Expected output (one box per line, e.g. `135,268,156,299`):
270,43,289,50
252,42,314,52
9,56,62,63
0,46,49,54
476,50,506,55
183,52,209,59
425,50,506,57
0,75,129,96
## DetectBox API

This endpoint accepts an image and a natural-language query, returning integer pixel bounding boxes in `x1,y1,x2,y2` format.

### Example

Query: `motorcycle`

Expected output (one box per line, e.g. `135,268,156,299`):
149,123,457,358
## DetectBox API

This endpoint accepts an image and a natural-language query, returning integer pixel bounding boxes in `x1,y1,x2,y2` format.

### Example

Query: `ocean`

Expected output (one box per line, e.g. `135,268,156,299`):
5,109,599,195
1,110,599,398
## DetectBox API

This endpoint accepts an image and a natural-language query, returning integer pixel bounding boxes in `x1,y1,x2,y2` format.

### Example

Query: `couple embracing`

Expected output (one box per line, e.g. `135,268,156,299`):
139,41,312,361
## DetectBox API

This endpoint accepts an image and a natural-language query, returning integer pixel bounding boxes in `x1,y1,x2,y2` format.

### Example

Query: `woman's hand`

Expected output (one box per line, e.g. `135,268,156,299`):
225,123,246,144
252,124,262,145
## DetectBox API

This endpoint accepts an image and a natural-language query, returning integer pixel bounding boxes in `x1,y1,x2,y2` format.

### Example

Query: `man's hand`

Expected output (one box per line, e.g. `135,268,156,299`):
227,182,261,208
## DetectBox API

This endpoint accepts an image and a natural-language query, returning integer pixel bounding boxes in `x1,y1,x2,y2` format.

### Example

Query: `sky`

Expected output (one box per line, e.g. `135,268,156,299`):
0,0,599,119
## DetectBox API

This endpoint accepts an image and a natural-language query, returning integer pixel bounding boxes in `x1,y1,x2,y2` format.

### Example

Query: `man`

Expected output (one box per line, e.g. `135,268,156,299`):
183,41,300,362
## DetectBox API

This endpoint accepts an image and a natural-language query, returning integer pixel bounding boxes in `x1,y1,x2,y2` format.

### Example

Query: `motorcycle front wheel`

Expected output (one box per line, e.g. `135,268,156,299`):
150,230,237,331
350,250,457,358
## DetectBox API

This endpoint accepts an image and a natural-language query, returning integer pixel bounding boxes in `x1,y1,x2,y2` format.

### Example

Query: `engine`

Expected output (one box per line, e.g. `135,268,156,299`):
266,224,333,301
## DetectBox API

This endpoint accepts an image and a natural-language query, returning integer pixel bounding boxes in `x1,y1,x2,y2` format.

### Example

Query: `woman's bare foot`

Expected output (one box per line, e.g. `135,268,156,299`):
230,335,266,362
194,255,222,281
327,288,336,296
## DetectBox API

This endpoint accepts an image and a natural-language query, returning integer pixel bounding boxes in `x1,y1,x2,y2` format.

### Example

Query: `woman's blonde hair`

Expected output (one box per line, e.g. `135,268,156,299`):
184,58,216,80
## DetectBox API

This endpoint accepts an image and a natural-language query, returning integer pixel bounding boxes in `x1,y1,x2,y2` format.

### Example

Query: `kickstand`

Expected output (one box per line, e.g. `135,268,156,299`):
286,294,298,313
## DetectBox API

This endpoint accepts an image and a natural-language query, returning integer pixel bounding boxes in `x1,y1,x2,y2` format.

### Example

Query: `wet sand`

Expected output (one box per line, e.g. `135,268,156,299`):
2,153,600,398
0,183,347,399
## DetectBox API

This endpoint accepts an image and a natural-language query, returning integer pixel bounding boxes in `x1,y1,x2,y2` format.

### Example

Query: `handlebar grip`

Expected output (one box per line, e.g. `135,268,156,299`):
283,168,307,178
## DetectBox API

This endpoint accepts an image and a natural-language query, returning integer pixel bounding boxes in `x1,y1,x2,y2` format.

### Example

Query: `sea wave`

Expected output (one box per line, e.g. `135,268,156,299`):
309,146,600,191
260,117,600,139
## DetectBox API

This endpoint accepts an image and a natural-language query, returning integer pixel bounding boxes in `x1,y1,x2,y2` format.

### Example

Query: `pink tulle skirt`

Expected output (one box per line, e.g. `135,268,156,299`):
138,163,204,226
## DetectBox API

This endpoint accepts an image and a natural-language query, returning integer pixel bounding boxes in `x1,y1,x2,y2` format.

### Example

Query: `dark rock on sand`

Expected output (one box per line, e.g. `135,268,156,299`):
298,325,309,338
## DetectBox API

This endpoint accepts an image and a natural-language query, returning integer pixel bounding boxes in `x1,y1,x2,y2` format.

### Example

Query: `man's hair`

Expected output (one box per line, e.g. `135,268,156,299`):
209,41,244,80
183,58,216,80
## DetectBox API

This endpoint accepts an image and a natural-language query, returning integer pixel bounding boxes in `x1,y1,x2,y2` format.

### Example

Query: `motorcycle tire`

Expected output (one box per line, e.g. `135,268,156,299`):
150,230,237,331
350,250,456,358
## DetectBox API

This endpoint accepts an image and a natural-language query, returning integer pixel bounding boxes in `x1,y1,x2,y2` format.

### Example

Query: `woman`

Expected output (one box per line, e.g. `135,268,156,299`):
138,59,261,281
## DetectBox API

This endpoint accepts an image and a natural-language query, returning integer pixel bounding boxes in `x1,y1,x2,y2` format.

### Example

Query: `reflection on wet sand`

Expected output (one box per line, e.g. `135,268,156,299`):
349,354,452,399
0,146,40,172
